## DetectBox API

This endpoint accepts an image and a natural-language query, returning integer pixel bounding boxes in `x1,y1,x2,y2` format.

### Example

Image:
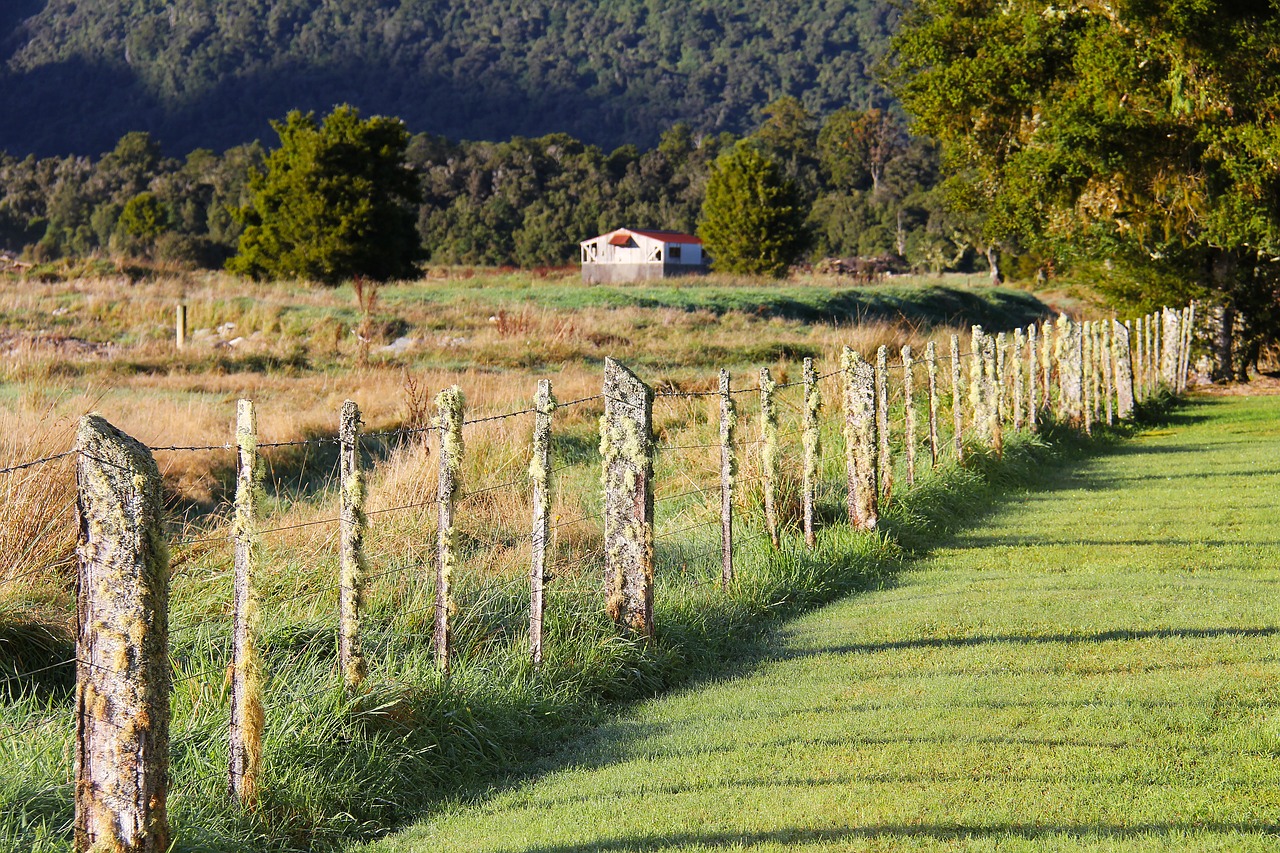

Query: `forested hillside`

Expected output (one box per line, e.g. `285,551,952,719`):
0,0,896,157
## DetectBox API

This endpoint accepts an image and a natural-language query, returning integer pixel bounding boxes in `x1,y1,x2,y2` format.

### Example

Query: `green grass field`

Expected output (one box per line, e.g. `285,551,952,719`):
362,392,1280,852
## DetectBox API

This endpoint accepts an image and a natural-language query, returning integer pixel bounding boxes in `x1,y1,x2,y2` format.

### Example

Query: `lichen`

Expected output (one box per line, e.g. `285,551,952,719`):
759,367,779,547
434,386,465,672
841,347,877,530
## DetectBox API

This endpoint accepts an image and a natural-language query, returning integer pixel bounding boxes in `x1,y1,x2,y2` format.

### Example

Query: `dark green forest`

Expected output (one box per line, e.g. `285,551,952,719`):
0,0,896,157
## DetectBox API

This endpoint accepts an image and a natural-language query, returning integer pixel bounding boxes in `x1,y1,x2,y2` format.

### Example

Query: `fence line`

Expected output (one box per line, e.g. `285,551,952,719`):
1,304,1197,851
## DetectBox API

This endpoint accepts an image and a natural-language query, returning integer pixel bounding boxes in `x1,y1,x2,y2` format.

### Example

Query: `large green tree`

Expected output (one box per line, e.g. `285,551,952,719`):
698,143,808,277
890,0,1280,376
230,105,422,284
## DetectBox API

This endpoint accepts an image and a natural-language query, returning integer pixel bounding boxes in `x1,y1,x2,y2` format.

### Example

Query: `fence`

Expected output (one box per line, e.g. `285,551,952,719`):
1,304,1194,852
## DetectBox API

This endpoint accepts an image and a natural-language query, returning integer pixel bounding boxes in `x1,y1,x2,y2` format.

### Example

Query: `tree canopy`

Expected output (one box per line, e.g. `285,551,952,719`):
698,143,809,277
890,0,1280,372
229,105,422,284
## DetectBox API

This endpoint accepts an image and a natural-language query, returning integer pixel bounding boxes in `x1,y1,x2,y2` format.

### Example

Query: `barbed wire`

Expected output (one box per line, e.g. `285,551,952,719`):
0,449,76,475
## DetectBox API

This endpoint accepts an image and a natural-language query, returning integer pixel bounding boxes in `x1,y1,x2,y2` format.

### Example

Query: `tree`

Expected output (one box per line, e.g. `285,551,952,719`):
229,105,422,284
698,143,808,277
890,1,1280,373
117,191,170,257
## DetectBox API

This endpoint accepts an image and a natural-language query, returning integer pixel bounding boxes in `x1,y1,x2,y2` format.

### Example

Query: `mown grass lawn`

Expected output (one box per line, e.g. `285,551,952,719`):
362,393,1280,852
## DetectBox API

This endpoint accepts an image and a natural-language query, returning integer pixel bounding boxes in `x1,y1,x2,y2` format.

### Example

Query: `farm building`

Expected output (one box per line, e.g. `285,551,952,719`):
579,228,708,283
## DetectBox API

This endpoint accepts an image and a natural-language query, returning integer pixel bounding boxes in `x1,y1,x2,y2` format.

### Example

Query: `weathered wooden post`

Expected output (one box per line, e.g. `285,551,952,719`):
759,367,779,549
230,400,264,806
1027,324,1039,431
435,386,464,674
1133,315,1145,400
1012,328,1025,432
530,380,554,666
1102,319,1114,426
801,359,819,549
74,415,170,853
175,302,187,350
842,347,877,530
950,334,963,459
1143,313,1154,396
1161,307,1182,388
1082,322,1093,436
1089,322,1101,426
902,345,916,486
601,358,654,638
1041,319,1054,412
1181,302,1196,391
995,332,1008,425
338,399,367,691
969,326,989,445
1114,320,1136,419
875,346,892,501
719,370,737,581
983,332,1002,453
1060,316,1084,425
926,341,940,466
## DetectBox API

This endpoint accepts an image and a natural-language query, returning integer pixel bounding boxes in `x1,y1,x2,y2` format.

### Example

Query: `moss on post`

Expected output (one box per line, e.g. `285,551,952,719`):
1082,322,1094,436
902,345,916,486
759,367,780,549
1040,319,1054,413
74,415,170,853
338,399,367,691
842,347,877,531
1102,320,1114,425
995,332,1008,425
1012,329,1024,432
601,358,654,639
1027,324,1039,431
875,345,892,502
530,380,555,666
926,341,940,467
719,369,738,581
969,326,989,445
1059,315,1084,425
230,399,265,807
983,332,1002,454
950,334,963,460
801,359,820,548
1116,320,1135,418
434,386,464,675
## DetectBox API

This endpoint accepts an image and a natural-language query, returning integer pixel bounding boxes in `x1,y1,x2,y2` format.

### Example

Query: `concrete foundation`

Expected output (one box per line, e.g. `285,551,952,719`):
582,262,708,284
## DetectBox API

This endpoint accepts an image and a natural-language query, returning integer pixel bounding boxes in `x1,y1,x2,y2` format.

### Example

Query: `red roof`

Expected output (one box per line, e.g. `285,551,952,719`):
611,228,703,246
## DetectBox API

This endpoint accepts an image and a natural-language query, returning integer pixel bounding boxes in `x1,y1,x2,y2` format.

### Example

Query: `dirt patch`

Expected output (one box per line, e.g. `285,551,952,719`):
1192,374,1280,396
0,331,115,358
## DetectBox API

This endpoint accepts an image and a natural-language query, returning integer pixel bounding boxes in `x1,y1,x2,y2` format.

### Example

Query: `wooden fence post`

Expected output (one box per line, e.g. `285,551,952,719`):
435,386,464,674
1114,320,1136,419
530,380,554,667
926,341,940,466
1102,320,1114,426
969,326,988,445
1082,322,1093,436
995,332,1008,425
841,347,878,530
759,367,779,549
1143,314,1154,397
175,302,187,350
950,334,963,460
801,359,819,549
1181,302,1196,391
983,332,1002,453
719,369,737,582
601,358,654,638
1060,316,1084,425
1161,307,1182,388
338,399,368,691
74,415,170,853
875,346,892,502
230,400,264,806
1027,324,1039,431
903,346,916,487
1041,319,1054,413
1012,329,1025,432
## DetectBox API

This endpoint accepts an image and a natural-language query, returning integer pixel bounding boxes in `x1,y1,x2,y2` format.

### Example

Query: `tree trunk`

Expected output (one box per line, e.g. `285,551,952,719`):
986,244,1003,286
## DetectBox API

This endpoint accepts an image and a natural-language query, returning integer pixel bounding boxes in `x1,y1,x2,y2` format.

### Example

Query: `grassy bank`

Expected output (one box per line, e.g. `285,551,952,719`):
360,393,1280,853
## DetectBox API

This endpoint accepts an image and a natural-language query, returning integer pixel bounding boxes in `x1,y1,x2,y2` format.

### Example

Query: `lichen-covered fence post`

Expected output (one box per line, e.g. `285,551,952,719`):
1040,319,1054,413
435,386,464,675
950,334,963,460
875,346,892,502
74,415,170,853
338,399,367,691
1027,324,1039,431
530,380,554,666
902,345,916,486
229,400,265,807
842,347,877,530
801,359,819,549
1060,316,1084,425
759,367,780,549
995,332,1008,426
926,341,940,466
1102,320,1114,426
983,332,1002,453
1082,322,1094,436
719,369,738,581
1161,307,1182,388
1116,320,1135,418
1181,302,1196,391
1143,314,1154,397
601,358,655,638
1012,329,1025,432
969,326,990,446
1132,315,1144,400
